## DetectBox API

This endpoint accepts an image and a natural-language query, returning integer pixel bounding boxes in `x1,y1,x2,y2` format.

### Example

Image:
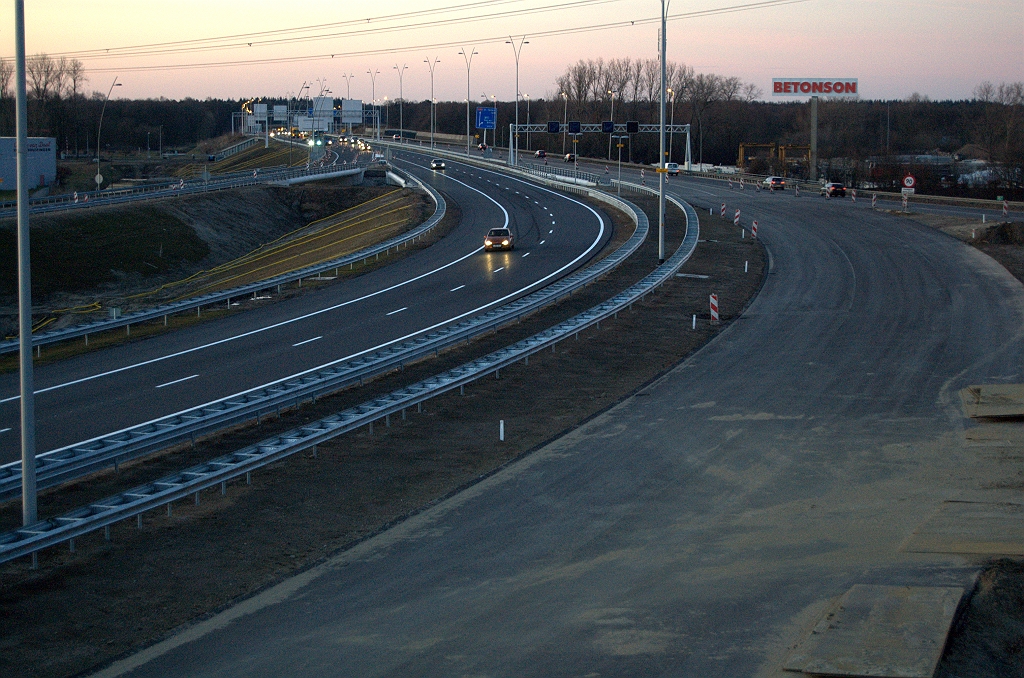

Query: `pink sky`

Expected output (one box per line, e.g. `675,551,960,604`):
12,0,1024,103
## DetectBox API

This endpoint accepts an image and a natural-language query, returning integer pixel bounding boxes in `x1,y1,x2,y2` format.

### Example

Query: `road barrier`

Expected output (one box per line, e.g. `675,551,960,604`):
0,181,701,566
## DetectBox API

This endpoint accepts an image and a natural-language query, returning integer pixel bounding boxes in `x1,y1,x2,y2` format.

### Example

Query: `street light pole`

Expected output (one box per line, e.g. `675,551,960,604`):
658,0,669,264
14,0,36,529
95,77,121,190
342,73,355,135
367,69,380,139
607,90,617,160
506,36,528,167
424,57,440,150
668,87,675,163
524,94,530,152
561,92,568,155
393,64,407,143
458,47,477,156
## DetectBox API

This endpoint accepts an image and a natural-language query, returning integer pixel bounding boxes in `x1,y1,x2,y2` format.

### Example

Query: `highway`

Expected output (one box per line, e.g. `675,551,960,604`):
99,169,1024,676
0,150,613,464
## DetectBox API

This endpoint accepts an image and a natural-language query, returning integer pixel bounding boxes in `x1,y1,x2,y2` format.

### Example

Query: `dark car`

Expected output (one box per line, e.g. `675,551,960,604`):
534,149,547,158
564,153,576,163
821,182,847,197
484,227,514,251
430,158,445,170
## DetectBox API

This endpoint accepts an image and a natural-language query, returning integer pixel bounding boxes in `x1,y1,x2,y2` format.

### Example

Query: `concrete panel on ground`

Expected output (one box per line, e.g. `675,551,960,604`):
904,498,1024,555
960,384,1024,418
784,584,963,677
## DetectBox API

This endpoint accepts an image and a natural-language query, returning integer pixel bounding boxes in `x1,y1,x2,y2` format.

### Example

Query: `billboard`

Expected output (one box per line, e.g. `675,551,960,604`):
340,99,362,124
0,137,55,189
273,105,287,123
772,78,858,97
476,106,496,130
253,103,267,120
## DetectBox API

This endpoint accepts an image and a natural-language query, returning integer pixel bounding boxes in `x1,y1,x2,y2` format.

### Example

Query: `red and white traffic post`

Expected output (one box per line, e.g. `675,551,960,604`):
851,189,857,202
1004,201,1009,217
710,294,719,323
720,203,726,218
872,193,877,209
752,220,758,238
734,209,741,226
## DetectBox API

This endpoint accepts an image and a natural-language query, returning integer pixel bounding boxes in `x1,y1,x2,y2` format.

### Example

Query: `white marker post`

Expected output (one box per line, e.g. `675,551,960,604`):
499,420,505,441
872,193,877,209
720,203,726,218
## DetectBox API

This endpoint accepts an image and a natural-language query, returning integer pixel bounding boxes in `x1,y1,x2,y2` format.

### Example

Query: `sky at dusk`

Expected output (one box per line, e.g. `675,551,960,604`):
9,0,1024,104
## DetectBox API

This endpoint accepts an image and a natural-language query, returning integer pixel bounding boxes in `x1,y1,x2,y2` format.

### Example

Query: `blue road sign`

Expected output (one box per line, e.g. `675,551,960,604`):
476,106,497,130
547,120,560,134
601,121,614,133
568,120,582,134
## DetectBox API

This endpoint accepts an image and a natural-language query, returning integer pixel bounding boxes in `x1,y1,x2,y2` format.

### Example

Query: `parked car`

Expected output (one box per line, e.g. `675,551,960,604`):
534,149,547,158
430,158,445,170
666,162,680,176
484,227,514,251
821,182,847,197
763,176,786,191
564,153,577,163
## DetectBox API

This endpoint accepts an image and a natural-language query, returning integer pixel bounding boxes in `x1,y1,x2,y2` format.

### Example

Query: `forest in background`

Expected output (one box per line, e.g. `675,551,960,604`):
0,54,1020,199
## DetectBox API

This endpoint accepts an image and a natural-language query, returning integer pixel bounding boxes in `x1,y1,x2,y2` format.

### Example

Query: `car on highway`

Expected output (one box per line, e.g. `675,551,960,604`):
483,227,514,251
564,153,577,163
478,143,488,151
534,149,547,158
430,158,446,170
666,162,680,176
763,176,786,191
821,182,847,197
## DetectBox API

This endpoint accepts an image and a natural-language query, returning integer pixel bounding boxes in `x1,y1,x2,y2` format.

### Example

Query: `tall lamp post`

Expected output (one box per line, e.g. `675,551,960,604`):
667,87,676,163
606,89,617,160
393,64,407,142
366,68,380,139
560,91,568,155
95,77,121,190
658,0,668,264
523,94,531,152
424,56,440,149
342,73,355,135
458,47,477,156
505,35,528,166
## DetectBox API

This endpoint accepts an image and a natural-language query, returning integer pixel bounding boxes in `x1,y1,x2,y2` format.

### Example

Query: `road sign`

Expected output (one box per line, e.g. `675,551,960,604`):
626,120,639,134
601,121,614,133
476,106,496,130
902,174,916,188
94,173,103,186
901,187,915,196
568,120,581,134
547,120,560,134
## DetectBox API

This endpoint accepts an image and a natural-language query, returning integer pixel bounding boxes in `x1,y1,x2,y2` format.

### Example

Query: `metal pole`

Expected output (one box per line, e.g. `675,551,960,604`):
669,89,675,163
14,0,35,525
525,95,530,151
561,92,568,155
459,49,476,156
607,91,616,160
506,36,527,167
810,95,819,182
367,69,379,140
658,0,668,264
424,57,440,150
95,77,120,190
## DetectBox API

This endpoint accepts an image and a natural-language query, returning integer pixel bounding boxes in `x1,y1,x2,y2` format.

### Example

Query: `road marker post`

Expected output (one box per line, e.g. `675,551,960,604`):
734,209,740,226
500,420,505,441
745,260,749,272
1004,201,1009,217
902,194,908,212
720,203,726,218
710,294,719,323
851,189,857,202
752,220,758,238
872,193,877,209
794,184,799,197
692,314,696,330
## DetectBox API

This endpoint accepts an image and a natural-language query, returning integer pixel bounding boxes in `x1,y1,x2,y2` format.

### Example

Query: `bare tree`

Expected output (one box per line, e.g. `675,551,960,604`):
0,58,12,100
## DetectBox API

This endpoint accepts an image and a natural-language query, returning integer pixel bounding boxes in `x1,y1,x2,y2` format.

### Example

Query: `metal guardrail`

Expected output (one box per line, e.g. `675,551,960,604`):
0,163,427,356
0,186,700,566
0,174,644,500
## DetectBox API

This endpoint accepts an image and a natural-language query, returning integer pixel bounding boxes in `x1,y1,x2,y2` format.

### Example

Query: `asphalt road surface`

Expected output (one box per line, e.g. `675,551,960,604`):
0,150,612,464
99,171,1024,677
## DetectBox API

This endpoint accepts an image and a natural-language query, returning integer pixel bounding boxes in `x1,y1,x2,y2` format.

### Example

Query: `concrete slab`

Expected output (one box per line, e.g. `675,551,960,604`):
783,585,963,677
904,499,1024,556
961,384,1024,418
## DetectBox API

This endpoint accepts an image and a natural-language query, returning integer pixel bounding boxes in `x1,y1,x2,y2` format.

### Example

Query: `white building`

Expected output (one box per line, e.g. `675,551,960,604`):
0,137,56,189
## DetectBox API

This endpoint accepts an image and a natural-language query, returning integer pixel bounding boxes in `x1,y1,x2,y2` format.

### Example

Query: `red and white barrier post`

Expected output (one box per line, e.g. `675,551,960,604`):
729,180,733,190
794,184,800,197
1004,201,1009,217
734,209,741,226
720,203,726,218
752,220,758,238
710,294,719,323
851,189,857,202
872,193,877,209
902,194,908,211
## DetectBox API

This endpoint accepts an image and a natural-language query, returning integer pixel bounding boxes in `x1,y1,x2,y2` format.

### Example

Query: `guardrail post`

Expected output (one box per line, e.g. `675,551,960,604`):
220,481,226,494
194,491,199,506
167,503,172,517
137,514,142,529
104,525,110,541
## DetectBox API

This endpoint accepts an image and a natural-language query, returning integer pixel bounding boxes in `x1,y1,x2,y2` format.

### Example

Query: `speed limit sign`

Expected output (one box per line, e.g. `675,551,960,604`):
903,174,916,189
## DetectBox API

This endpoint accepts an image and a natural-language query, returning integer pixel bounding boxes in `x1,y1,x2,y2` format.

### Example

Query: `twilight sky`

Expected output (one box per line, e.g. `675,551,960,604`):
10,0,1024,103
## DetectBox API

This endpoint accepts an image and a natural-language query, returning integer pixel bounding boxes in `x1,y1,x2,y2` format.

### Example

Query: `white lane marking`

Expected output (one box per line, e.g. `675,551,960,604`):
292,336,322,347
156,374,199,389
0,428,10,434
450,285,466,292
0,166,513,405
539,240,545,244
549,229,554,233
31,159,607,461
493,267,504,273
521,252,530,257
551,221,556,224
386,307,408,316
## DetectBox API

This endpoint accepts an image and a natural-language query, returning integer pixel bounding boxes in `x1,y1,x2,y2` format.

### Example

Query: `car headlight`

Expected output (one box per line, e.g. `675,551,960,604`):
485,240,493,246
502,240,509,246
